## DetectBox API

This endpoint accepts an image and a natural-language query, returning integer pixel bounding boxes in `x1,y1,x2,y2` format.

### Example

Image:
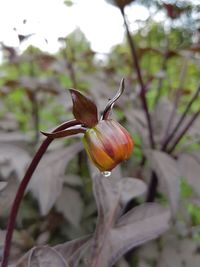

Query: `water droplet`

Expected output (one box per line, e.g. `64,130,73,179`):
101,171,111,177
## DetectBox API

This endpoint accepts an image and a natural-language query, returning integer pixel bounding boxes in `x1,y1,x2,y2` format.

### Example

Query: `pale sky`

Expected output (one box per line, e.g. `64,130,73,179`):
0,0,150,55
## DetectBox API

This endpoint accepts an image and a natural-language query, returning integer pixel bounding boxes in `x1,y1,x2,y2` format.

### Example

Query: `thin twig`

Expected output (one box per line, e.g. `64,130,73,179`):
146,172,158,202
120,7,155,149
154,53,168,106
154,35,169,106
162,86,200,151
62,38,77,88
29,50,40,145
167,108,200,154
162,59,188,146
1,120,80,267
119,6,157,205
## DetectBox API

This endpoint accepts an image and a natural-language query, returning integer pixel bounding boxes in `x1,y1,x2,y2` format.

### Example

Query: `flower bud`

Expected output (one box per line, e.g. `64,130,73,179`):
83,120,134,172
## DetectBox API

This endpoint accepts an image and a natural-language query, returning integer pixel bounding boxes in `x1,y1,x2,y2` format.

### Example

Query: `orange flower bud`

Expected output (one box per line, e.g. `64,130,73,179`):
41,79,134,173
83,120,134,172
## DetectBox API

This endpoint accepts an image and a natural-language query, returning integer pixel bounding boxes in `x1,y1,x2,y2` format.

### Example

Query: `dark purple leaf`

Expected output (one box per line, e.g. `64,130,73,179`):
0,177,19,217
0,143,30,180
118,177,147,205
16,246,69,267
89,201,170,267
92,174,117,220
163,3,191,19
69,89,98,127
146,150,181,218
30,142,83,215
89,174,148,267
178,152,200,197
108,203,170,266
89,174,129,267
55,186,83,227
54,235,91,267
157,234,200,267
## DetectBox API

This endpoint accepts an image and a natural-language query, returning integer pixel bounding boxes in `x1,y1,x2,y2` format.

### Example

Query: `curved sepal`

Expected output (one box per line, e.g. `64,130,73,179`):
41,126,86,139
102,78,125,120
69,89,98,128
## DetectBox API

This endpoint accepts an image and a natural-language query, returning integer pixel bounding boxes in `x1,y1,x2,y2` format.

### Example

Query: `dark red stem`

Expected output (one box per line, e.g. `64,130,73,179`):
120,6,157,204
1,120,79,267
166,108,200,154
162,86,200,151
146,172,158,202
62,39,77,89
120,7,155,149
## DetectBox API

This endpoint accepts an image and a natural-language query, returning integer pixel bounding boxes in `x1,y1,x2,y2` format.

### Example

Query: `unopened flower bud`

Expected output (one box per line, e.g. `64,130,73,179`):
83,119,134,172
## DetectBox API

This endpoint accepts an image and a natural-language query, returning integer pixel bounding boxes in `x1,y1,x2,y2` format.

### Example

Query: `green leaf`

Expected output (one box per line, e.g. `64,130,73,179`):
69,89,98,128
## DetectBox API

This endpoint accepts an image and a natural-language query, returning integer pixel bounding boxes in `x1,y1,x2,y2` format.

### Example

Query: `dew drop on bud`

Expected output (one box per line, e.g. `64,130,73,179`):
101,171,111,177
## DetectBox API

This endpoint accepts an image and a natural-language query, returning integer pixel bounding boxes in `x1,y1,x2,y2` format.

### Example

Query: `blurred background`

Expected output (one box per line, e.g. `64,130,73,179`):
0,0,200,266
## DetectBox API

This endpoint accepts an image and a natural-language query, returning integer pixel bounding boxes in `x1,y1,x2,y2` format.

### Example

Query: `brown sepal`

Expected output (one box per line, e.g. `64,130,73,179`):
41,126,86,139
69,89,98,128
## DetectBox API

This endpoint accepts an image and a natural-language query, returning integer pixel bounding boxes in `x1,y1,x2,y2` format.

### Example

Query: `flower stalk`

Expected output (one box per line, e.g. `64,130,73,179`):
120,6,155,149
1,80,133,267
1,120,80,267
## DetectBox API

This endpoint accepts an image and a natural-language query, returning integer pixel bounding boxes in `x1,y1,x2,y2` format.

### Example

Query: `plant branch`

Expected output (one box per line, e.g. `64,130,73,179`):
161,59,188,147
166,107,200,154
154,53,168,106
1,119,80,267
120,7,155,149
62,38,77,89
29,52,40,145
119,6,158,207
162,86,200,151
146,172,158,202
